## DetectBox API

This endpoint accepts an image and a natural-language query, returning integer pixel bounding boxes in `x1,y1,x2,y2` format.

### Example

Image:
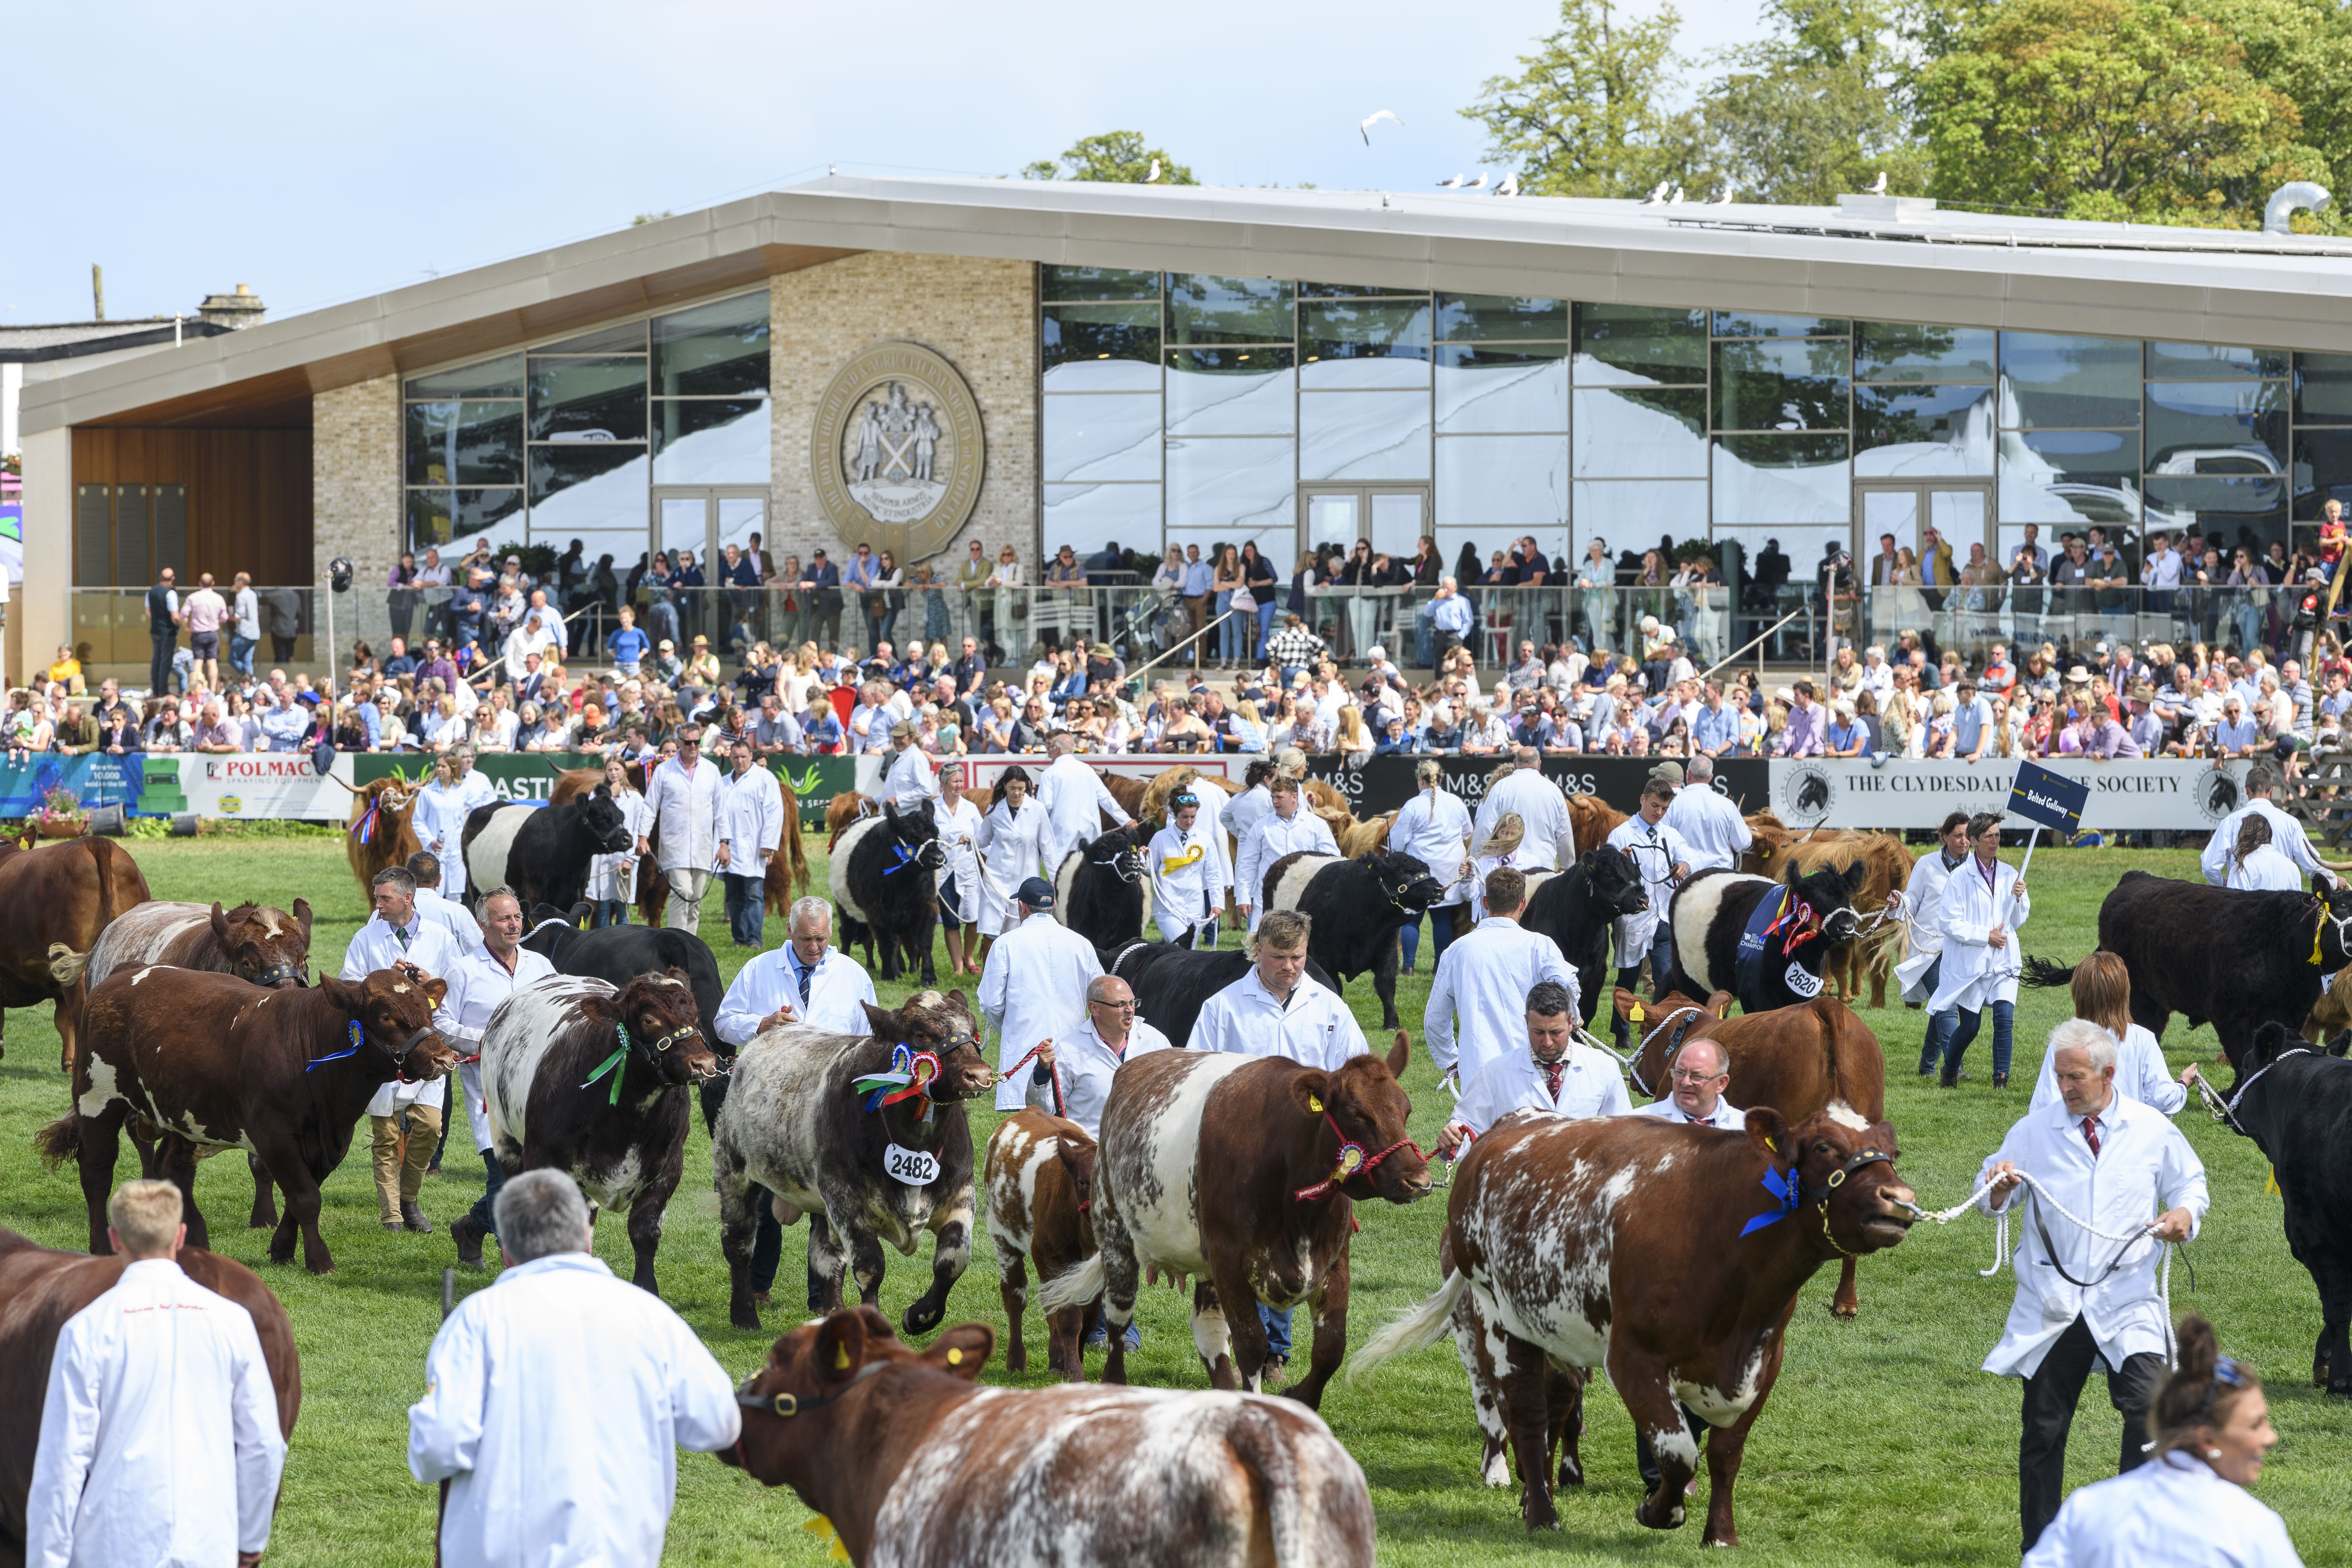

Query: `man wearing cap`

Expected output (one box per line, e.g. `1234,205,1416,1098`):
1147,789,1229,948
1952,677,1997,762
1472,746,1573,870
642,725,724,931
1662,753,1750,874
1035,734,1132,873
882,719,941,812
1424,866,1578,1091
977,876,1104,1111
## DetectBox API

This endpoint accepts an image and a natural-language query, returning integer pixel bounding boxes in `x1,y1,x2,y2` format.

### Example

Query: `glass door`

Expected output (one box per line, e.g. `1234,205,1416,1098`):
652,487,771,655
1855,479,1995,656
1300,485,1428,561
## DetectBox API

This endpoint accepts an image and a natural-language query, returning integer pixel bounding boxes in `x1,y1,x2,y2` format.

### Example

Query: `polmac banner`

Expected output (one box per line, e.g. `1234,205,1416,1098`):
1764,757,2252,832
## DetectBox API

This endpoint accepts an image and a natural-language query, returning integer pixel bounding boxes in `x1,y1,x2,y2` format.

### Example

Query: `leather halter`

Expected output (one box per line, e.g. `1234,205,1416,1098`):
735,1358,887,1419
245,961,308,989
1806,1147,1899,1258
1631,1005,1707,1099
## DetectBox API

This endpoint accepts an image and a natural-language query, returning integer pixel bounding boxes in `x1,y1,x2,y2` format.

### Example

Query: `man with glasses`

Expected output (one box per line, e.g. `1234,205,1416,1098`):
440,886,558,1270
1621,1033,1742,1129
1024,975,1170,1140
642,725,723,932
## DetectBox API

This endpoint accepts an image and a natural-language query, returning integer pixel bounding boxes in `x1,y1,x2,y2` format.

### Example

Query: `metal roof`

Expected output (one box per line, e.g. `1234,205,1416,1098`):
0,318,232,362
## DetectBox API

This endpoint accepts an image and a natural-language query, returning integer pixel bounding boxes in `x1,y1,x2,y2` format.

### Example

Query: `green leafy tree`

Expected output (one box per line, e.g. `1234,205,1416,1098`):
1021,132,1196,185
1463,0,1712,198
1700,0,1930,204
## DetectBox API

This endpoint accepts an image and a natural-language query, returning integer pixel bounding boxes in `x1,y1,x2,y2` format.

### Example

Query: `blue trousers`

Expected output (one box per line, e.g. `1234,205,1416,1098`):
1260,1303,1293,1360
723,871,765,947
466,1144,505,1233
591,899,629,928
1399,904,1466,973
1927,999,2015,1081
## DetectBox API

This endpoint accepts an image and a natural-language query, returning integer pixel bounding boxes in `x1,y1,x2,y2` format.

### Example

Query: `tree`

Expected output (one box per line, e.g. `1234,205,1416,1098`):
1021,132,1196,185
1462,0,1712,198
1700,0,1930,204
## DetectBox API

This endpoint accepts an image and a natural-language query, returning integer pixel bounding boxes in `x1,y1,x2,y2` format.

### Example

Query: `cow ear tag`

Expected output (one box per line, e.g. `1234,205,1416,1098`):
1764,1136,1777,1154
947,1347,963,1365
1630,1003,1644,1024
1308,1095,1323,1113
833,1343,851,1371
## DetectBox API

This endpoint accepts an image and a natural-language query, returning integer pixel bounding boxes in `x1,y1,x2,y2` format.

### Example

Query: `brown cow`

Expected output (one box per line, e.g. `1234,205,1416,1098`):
39,966,460,1274
1353,1108,1914,1544
1565,793,1627,861
827,789,876,848
2305,961,2352,1043
0,1231,302,1564
1038,1034,1433,1407
983,1110,1099,1379
1740,809,1795,874
345,774,425,901
723,1306,1377,1568
0,836,150,1071
1617,985,1892,1317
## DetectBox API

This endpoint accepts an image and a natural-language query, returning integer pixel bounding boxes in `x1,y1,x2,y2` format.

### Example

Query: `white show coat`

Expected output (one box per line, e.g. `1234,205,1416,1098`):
1423,915,1579,1083
1473,767,1574,869
1662,785,1753,874
1928,856,2031,1014
408,1252,740,1568
1976,1093,2209,1378
434,941,559,1152
1604,813,1691,960
1036,753,1131,870
2227,842,2308,891
1025,1015,1174,1137
714,762,784,876
415,772,498,897
2201,796,2328,886
972,798,1049,938
1391,786,1475,906
341,914,463,1115
2020,1452,2303,1568
2029,1024,2185,1117
1892,849,1965,1003
1147,819,1230,942
1234,808,1341,929
883,743,942,812
417,886,484,946
1622,1094,1748,1130
978,911,1104,1111
933,795,985,923
586,789,653,903
713,947,877,1046
1219,782,1274,850
643,755,724,872
1188,966,1369,1070
1449,1042,1629,1139
27,1259,286,1568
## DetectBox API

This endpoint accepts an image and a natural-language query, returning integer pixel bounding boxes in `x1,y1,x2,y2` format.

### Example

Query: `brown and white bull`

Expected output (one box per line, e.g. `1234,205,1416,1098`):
983,1110,1098,1379
478,970,719,1294
38,966,460,1274
1353,1107,1914,1545
1037,1036,1432,1408
723,1306,1376,1568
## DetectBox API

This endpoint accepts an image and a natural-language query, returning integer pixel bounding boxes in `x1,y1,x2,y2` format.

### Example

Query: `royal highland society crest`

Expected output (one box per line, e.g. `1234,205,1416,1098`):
812,342,985,559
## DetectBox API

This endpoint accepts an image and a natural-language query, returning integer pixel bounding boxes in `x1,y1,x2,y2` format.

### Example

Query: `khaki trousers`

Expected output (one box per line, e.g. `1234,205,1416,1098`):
666,868,711,931
370,1102,442,1222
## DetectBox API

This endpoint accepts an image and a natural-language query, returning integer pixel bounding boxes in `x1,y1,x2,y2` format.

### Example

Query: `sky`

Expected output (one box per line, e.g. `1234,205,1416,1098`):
8,0,1773,327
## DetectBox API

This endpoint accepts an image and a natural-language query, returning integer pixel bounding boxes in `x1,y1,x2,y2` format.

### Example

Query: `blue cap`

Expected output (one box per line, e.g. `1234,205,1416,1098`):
1017,876,1056,909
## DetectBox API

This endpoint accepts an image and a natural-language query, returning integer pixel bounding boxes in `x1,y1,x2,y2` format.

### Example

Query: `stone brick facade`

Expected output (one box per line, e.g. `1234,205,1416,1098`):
312,373,400,604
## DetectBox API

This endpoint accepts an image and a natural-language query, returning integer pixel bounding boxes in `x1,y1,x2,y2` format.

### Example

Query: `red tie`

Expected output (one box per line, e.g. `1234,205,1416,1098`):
1542,1060,1563,1103
2082,1115,2102,1157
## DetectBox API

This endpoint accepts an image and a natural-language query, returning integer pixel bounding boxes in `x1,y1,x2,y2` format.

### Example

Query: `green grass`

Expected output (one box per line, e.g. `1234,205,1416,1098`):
3,840,2346,1565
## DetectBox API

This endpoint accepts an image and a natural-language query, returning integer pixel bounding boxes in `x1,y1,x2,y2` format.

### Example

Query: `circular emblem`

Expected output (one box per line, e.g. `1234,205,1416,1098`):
2194,763,2243,824
812,342,986,560
1334,1143,1365,1176
1778,763,1835,827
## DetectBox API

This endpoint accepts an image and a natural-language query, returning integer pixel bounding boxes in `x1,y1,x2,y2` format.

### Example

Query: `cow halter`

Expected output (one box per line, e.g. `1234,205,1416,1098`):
306,1016,441,1079
1627,1004,1707,1099
580,1019,707,1106
1293,1100,1423,1201
1741,1144,1897,1258
243,960,308,989
734,1357,888,1419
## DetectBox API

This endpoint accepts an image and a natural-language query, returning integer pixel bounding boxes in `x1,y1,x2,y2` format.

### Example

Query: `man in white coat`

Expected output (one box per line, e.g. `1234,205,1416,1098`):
343,866,462,1233
409,1170,740,1568
715,738,784,949
1218,749,1304,854
1660,754,1752,874
1146,789,1229,948
28,1179,286,1568
1025,974,1172,1138
1391,758,1473,974
1978,1020,2208,1554
641,726,723,932
1435,978,1627,1154
1893,812,1973,1069
1233,776,1341,931
1619,1033,1745,1128
408,851,485,945
713,896,878,1044
2200,761,2336,887
1604,776,1693,1045
882,720,942,812
439,886,559,1271
1472,748,1574,868
413,745,498,899
1424,866,1578,1091
1035,735,1132,874
1925,811,2030,1089
977,877,1104,1111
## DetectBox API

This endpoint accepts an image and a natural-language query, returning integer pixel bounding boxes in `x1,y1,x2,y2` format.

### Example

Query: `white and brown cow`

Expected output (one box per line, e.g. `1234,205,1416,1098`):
1353,1106,1915,1546
1037,1037,1432,1409
479,970,718,1295
983,1109,1099,1380
724,1305,1377,1568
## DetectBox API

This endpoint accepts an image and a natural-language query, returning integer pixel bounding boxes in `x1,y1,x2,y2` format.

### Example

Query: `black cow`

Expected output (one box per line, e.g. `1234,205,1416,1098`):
523,914,730,1129
2217,1021,2352,1392
1100,941,1340,1050
463,788,633,912
476,971,720,1292
2024,871,2352,1074
1053,821,1148,949
1664,863,1865,1014
828,800,946,982
1521,847,1650,1026
1262,849,1444,1030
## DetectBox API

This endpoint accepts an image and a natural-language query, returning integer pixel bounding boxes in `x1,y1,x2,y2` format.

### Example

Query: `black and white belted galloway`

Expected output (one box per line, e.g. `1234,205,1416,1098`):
828,800,947,983
1665,861,1867,1014
1260,848,1446,1030
1052,820,1150,948
711,987,996,1331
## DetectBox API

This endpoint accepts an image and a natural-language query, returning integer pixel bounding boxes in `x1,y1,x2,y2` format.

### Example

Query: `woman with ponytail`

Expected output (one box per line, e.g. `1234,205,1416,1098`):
2024,1315,2299,1566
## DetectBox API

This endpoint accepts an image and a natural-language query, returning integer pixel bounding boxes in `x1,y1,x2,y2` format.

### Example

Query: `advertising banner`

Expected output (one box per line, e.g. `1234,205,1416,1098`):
348,752,860,814
0,754,155,817
174,752,351,821
1765,757,2250,832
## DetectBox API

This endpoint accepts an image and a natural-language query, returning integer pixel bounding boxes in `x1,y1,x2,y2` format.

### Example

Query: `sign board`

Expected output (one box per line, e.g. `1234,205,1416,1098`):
2005,760,2090,834
1766,758,2249,831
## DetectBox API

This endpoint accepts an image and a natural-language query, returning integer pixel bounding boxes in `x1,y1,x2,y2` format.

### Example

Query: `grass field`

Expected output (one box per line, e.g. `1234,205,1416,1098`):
2,836,2345,1565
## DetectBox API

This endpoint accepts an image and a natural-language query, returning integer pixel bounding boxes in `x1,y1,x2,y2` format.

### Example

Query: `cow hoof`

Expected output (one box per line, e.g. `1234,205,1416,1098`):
1829,1299,1858,1320
1636,1499,1686,1531
1006,1347,1028,1373
901,1303,944,1338
1557,1458,1584,1488
1520,1499,1561,1533
732,1304,762,1331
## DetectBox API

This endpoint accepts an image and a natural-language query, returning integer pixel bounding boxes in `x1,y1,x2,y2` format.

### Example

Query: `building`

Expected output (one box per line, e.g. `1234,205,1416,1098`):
19,178,2352,673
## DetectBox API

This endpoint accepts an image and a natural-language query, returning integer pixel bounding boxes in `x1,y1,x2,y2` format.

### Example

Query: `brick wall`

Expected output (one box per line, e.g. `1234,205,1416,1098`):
312,373,400,594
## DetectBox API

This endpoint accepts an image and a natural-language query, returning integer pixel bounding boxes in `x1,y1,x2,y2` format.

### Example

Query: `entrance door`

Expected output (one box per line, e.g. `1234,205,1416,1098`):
1854,480,1993,652
1300,485,1429,560
651,487,770,652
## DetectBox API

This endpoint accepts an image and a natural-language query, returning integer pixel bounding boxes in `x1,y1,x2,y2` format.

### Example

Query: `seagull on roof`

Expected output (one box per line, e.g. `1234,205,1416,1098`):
1669,185,1685,204
1360,109,1402,144
1711,184,1735,204
1867,170,1888,195
1642,181,1671,204
1465,173,1489,191
1496,172,1519,197
1144,159,1161,184
1437,173,1465,188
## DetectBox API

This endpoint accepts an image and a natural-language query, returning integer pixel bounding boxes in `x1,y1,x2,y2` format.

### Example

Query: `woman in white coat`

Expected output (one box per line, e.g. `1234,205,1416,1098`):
585,754,653,927
933,769,986,976
1391,757,1473,974
2030,950,2196,1116
972,764,1047,958
1925,810,2029,1088
413,746,495,899
1467,813,1525,925
2224,813,2308,891
1893,811,1973,1071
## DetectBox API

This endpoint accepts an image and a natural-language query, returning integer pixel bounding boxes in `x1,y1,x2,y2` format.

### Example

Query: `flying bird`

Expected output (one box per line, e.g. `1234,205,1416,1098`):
1496,172,1519,197
1144,159,1161,184
1465,173,1488,191
1437,173,1465,188
1359,109,1402,144
1867,170,1888,195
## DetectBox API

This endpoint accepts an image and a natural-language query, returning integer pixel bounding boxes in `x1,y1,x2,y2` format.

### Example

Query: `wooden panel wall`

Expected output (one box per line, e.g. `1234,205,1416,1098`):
70,427,313,585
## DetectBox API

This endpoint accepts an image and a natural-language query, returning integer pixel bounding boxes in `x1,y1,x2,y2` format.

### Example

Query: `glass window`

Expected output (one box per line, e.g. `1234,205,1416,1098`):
1300,299,1432,388
1572,388,1708,477
1998,332,2141,428
1042,483,1162,557
2295,427,2352,517
1712,339,1851,432
2144,381,2287,478
535,321,647,355
528,445,648,534
1300,391,1432,481
1998,430,2142,530
1853,323,1996,384
528,357,648,443
1299,281,1413,298
651,292,770,397
1712,433,1851,524
406,488,524,553
1573,302,1707,386
1437,346,1567,433
406,353,524,399
1572,479,1708,542
2145,476,2285,548
1712,312,1851,338
405,400,524,487
1166,349,1295,436
2295,352,2352,425
2145,342,2287,381
651,398,771,485
1710,525,1851,585
1043,303,1161,376
1041,265,1162,302
1853,384,1997,476
1043,393,1162,483
1436,294,1569,342
1166,275,1293,345
1437,436,1566,534
1165,436,1295,537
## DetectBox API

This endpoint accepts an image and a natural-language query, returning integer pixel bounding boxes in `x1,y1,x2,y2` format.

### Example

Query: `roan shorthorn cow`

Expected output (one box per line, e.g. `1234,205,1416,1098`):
1261,849,1445,1030
984,1109,1100,1379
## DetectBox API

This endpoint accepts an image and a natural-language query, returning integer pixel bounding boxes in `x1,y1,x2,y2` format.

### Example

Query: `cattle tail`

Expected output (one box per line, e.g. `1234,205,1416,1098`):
1350,1270,1470,1378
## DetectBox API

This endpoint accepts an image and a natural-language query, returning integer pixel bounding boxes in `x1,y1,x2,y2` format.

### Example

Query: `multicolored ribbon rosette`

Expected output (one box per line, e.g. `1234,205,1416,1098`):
853,1044,943,1119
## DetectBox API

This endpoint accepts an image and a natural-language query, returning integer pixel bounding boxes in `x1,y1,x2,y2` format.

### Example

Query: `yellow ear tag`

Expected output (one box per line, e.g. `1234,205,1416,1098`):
1630,1004,1645,1024
946,1347,963,1365
833,1344,851,1371
803,1516,851,1561
1308,1095,1323,1113
1765,1136,1778,1154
